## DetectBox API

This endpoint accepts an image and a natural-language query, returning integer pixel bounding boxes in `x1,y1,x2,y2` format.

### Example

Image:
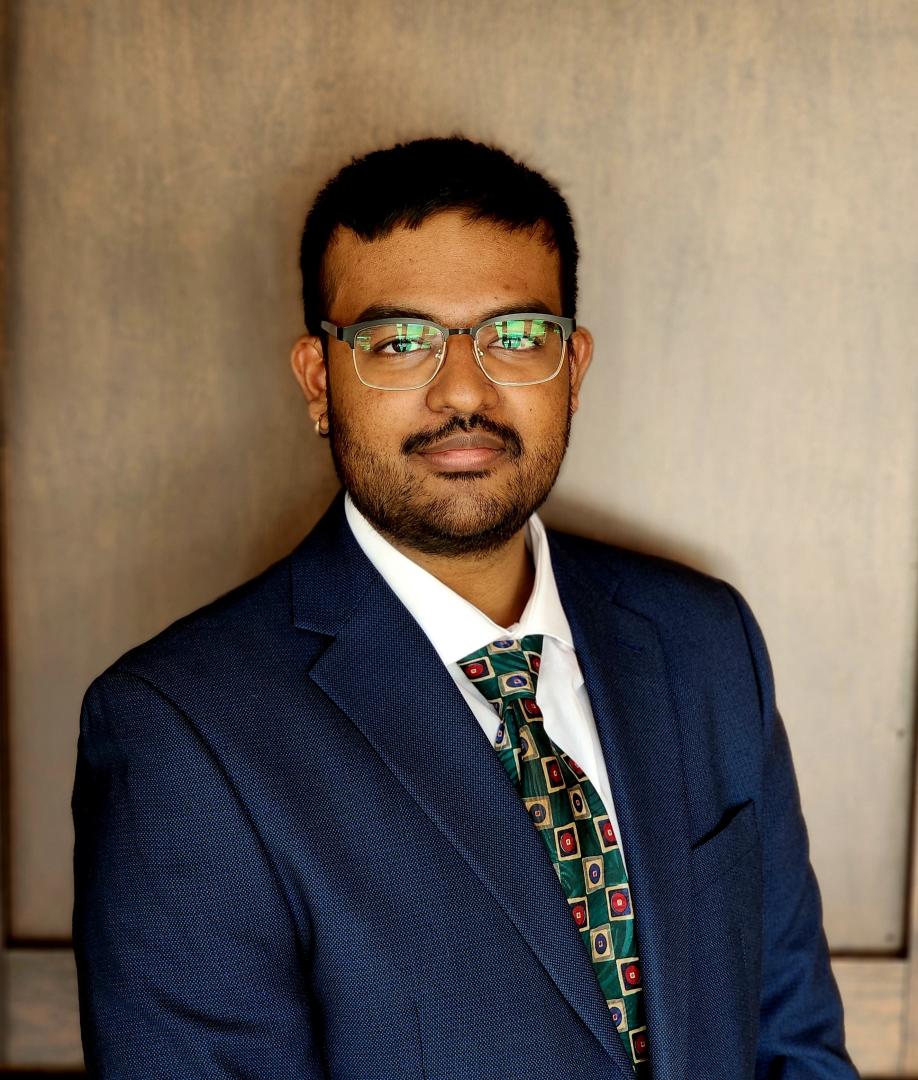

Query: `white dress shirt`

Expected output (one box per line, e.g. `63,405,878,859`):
344,492,627,871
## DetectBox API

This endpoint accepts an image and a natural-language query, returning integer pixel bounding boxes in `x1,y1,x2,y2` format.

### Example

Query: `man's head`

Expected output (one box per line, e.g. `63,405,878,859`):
290,137,593,558
298,136,580,339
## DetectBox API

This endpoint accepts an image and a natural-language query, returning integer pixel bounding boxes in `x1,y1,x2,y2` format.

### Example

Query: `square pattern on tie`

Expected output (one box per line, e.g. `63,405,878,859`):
458,635,648,1073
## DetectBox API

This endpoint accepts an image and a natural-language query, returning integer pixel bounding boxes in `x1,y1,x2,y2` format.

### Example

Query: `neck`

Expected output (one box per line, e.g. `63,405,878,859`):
393,528,535,627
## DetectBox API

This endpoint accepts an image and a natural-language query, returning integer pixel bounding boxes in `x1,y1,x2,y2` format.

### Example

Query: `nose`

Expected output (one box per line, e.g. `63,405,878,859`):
424,331,499,414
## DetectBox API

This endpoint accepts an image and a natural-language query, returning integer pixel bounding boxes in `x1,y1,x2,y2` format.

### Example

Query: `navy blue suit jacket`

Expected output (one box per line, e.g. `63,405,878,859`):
72,490,858,1079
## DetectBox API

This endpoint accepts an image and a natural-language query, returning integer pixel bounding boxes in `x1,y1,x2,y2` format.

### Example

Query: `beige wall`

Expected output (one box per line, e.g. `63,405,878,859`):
3,0,916,1072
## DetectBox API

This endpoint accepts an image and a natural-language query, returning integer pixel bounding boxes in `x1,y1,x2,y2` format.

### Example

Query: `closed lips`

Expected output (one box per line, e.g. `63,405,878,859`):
420,433,505,452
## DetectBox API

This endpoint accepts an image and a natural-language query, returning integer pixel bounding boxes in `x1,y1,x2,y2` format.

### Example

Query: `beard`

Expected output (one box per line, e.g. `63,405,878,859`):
325,383,573,558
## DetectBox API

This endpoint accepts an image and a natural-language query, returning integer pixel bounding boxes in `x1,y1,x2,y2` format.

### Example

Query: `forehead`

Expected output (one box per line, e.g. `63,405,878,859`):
323,210,562,324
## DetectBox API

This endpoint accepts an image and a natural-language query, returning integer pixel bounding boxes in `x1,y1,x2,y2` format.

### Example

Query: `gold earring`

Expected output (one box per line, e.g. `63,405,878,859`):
314,414,329,438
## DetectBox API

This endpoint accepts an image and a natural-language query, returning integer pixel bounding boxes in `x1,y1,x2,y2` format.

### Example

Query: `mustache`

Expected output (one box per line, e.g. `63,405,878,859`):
402,414,524,459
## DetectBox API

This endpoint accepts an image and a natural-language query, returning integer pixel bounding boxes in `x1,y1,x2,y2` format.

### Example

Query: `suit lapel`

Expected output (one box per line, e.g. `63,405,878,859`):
292,496,635,1076
550,535,693,1079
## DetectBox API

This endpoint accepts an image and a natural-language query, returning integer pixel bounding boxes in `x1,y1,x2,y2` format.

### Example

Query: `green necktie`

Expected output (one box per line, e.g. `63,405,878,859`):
458,634,648,1073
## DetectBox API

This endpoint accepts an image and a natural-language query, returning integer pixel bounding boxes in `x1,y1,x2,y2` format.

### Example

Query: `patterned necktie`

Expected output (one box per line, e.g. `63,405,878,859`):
458,634,648,1073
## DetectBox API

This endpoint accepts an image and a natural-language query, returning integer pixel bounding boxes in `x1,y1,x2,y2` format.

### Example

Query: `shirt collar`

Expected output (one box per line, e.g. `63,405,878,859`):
343,490,574,664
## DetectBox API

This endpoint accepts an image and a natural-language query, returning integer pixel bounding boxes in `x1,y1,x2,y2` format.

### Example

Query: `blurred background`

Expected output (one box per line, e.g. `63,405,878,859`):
0,0,916,1074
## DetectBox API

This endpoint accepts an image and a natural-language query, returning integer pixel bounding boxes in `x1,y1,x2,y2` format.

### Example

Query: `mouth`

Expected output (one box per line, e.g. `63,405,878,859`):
415,432,506,473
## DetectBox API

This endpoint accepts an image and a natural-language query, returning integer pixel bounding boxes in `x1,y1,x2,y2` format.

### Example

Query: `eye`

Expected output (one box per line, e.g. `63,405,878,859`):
376,335,430,355
485,319,550,352
497,332,538,350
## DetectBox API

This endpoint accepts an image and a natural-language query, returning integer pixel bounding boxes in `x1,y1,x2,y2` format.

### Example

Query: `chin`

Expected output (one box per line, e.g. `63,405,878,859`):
399,493,544,557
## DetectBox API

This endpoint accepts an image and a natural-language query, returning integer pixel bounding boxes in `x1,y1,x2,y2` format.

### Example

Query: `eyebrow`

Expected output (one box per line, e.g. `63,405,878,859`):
350,300,559,325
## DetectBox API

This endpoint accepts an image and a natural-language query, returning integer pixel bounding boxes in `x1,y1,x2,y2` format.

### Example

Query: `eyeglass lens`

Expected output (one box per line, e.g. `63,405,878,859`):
352,318,565,388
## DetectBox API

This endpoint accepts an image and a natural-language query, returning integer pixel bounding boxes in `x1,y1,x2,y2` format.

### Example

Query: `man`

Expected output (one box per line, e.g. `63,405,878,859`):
72,137,858,1079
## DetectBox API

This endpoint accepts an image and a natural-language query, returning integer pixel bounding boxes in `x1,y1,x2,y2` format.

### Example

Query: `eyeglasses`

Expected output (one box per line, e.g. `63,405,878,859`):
320,311,576,391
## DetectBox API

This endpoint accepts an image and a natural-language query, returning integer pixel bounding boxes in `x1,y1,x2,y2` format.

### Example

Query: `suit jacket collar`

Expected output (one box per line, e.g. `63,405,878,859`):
291,492,692,1078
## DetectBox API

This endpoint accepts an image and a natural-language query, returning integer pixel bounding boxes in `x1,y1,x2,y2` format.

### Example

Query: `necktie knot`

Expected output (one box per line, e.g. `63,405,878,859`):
458,635,544,712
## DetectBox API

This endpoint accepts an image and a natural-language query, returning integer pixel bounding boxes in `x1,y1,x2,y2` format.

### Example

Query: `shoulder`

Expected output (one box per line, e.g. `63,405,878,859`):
85,546,310,705
81,489,362,714
546,526,743,622
547,525,774,708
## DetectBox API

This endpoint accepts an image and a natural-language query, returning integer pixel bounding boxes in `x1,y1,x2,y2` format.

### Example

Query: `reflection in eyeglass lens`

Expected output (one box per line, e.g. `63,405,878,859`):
355,323,441,360
480,319,557,354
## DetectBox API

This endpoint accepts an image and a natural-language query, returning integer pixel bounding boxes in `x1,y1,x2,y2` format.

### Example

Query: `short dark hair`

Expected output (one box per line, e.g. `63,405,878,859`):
298,136,579,335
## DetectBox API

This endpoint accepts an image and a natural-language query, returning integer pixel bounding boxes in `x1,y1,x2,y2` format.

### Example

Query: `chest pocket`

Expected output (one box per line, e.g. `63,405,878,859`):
689,798,759,894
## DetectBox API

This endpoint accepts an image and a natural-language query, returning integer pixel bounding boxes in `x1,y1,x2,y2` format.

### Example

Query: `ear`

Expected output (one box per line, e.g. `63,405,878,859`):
289,334,328,425
567,326,594,415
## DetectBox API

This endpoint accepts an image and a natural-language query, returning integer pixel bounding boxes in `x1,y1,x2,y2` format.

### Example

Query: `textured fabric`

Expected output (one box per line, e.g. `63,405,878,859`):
459,635,648,1072
71,489,858,1079
344,491,630,870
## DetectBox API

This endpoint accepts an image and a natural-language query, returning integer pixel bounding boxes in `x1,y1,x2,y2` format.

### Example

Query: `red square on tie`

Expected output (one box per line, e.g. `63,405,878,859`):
555,824,580,859
618,958,642,993
595,816,618,850
630,1028,648,1062
568,898,589,928
566,755,586,779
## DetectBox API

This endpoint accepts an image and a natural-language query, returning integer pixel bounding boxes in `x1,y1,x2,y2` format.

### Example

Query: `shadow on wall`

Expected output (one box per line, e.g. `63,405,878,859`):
542,492,722,581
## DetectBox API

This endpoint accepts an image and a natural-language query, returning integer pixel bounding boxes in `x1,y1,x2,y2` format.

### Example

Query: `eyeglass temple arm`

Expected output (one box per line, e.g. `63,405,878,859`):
319,320,346,341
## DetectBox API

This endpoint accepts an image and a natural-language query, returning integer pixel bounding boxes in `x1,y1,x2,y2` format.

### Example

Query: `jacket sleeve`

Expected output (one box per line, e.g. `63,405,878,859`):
726,586,860,1079
72,669,328,1079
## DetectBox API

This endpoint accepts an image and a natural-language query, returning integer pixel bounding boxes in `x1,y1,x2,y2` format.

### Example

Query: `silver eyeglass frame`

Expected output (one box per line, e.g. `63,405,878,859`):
319,312,576,390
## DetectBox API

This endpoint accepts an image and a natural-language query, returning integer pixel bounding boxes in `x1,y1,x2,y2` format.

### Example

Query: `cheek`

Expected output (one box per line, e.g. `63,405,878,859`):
515,385,569,430
329,356,394,432
335,387,422,449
